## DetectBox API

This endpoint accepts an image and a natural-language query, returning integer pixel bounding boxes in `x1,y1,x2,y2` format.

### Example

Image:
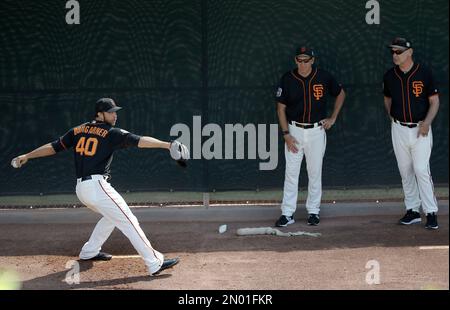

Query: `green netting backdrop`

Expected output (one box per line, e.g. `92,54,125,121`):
0,0,448,194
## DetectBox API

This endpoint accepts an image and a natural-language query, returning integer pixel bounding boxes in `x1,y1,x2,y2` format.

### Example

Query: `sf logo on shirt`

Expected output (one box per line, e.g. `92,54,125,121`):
313,84,324,100
412,81,424,97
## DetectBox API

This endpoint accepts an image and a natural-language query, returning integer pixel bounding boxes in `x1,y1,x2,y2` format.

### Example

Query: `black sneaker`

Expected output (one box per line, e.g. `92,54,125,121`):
307,214,320,226
425,213,438,230
80,252,112,261
275,215,295,227
399,210,421,225
152,257,180,276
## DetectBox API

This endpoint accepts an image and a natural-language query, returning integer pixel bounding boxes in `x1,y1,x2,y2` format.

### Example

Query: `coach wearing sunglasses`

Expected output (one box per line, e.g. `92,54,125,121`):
275,46,345,227
383,37,440,229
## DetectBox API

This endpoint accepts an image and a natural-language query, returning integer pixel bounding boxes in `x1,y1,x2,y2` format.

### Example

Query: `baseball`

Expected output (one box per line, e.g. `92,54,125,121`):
218,224,227,234
11,159,19,168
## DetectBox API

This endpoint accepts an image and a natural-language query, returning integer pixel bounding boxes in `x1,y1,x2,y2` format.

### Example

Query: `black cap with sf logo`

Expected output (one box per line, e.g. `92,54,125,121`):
295,46,315,57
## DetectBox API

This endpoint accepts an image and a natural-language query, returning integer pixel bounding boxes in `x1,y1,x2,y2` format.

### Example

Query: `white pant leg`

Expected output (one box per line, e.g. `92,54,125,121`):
303,127,326,215
391,123,421,212
411,129,438,214
76,176,164,274
281,124,304,217
79,217,115,260
76,181,115,259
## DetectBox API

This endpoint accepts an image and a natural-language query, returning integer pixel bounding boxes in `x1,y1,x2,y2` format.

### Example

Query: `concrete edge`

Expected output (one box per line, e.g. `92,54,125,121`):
0,201,448,224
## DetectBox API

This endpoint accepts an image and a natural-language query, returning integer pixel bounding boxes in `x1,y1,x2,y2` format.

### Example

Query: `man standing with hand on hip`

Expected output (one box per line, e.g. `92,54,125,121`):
383,37,440,229
275,46,346,227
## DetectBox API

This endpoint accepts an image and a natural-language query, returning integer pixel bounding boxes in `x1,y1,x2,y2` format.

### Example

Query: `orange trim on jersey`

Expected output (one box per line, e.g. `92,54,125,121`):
98,180,162,265
291,71,307,122
308,68,318,123
406,64,420,123
59,138,67,150
393,68,407,122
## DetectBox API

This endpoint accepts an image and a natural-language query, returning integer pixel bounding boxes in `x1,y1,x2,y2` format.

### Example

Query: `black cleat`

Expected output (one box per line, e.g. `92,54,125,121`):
275,215,295,227
152,257,180,276
399,210,421,225
81,252,112,261
425,213,438,230
307,214,320,226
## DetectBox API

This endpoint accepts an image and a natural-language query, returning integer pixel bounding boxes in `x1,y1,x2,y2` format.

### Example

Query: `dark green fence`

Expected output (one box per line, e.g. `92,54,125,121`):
0,0,448,194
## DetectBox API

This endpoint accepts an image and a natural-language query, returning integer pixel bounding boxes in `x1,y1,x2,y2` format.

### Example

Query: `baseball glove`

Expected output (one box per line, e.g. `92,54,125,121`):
170,140,189,168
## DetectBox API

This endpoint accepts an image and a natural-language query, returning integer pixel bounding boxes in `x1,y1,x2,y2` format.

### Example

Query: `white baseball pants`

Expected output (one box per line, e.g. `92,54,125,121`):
391,121,438,214
281,123,326,216
75,175,163,274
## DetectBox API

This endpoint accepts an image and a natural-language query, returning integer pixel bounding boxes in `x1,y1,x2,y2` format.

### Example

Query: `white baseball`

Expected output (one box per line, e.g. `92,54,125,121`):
11,159,19,168
218,224,227,234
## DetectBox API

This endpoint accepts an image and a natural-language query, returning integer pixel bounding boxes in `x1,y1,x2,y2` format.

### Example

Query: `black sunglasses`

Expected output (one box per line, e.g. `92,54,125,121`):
296,56,313,63
391,48,409,55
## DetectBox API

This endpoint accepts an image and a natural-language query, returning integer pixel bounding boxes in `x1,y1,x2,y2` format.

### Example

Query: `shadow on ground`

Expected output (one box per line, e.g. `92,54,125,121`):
20,260,171,289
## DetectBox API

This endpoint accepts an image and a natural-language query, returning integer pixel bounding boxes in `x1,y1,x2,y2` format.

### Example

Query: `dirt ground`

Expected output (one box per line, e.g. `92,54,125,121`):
0,203,448,290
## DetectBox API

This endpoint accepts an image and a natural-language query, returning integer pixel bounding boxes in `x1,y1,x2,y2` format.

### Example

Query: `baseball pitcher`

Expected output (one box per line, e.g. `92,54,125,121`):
11,98,189,276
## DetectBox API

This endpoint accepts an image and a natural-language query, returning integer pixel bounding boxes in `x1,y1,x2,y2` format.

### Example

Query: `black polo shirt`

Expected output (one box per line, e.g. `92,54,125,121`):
276,66,343,123
383,63,439,123
51,121,141,178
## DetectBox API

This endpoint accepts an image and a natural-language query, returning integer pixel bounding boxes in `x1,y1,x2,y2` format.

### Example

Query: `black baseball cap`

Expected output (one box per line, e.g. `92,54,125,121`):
95,98,122,114
296,46,315,57
388,37,412,49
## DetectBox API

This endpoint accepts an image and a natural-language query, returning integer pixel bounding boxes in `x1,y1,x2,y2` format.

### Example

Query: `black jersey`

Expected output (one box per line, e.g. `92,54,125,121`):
276,66,343,123
51,121,141,178
383,63,439,123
